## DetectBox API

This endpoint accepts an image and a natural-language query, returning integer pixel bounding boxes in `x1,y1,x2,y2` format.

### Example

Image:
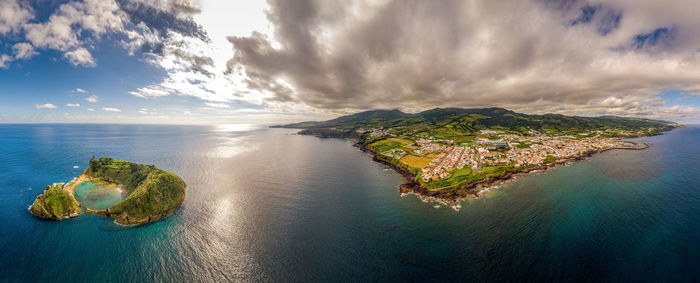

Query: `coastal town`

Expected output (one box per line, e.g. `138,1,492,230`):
369,127,651,187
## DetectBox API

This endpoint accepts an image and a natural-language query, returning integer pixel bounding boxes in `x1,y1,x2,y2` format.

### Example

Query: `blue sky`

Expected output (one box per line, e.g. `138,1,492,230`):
1,0,700,124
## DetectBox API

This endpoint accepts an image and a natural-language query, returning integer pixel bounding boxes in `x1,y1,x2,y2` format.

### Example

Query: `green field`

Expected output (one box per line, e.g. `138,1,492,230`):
419,168,483,190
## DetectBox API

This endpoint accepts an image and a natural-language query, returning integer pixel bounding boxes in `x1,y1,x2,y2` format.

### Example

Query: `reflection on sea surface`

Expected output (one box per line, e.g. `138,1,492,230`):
0,124,698,281
214,124,257,133
208,136,260,158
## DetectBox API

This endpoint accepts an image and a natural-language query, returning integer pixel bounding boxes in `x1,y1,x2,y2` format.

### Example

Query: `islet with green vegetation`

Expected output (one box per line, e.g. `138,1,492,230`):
29,156,186,225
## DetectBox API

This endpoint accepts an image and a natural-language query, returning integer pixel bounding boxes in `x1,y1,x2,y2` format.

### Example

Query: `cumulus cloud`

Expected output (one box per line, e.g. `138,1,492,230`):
102,107,122,112
34,103,57,109
67,103,80,107
25,0,125,53
12,43,36,60
0,54,12,68
0,0,32,35
85,95,99,103
0,43,37,68
5,0,211,69
64,47,97,67
75,88,88,93
220,0,700,121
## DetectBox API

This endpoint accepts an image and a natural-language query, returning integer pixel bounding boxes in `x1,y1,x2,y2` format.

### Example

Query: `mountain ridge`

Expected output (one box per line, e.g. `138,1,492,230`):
273,107,676,134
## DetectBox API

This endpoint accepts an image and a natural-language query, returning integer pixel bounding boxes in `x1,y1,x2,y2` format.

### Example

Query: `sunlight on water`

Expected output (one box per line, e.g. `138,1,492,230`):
2,125,698,282
208,136,260,158
209,198,236,235
214,124,257,132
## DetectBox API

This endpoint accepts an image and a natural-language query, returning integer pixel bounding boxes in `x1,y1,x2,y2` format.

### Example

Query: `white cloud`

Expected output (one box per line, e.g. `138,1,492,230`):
75,88,88,93
24,15,79,51
125,2,274,107
12,43,36,60
21,0,125,66
0,43,34,68
139,108,149,114
87,108,95,111
66,103,80,107
85,95,98,103
24,0,125,51
0,0,32,35
34,103,57,109
0,54,12,68
128,86,173,98
102,107,121,112
64,47,96,67
204,102,230,109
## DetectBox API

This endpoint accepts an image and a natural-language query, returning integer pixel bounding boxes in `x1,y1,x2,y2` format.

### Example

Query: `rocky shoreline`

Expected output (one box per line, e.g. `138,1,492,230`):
28,170,95,220
357,140,651,206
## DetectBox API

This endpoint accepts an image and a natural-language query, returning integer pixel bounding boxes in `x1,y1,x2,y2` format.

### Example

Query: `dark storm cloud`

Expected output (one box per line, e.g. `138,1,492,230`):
224,0,700,120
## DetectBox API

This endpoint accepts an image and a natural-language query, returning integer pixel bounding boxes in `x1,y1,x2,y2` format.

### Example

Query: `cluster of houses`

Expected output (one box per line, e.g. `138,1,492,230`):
475,137,507,147
484,136,622,167
421,146,479,181
418,134,626,182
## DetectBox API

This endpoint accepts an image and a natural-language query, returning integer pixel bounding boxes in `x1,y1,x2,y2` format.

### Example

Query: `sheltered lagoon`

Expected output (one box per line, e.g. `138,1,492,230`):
74,180,126,210
29,156,186,225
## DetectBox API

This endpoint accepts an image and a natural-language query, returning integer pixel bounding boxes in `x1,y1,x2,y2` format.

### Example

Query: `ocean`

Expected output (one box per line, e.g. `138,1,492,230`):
0,124,698,282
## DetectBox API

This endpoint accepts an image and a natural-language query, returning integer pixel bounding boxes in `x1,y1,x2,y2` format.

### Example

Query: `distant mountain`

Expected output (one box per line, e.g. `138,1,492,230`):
271,109,409,129
273,107,676,134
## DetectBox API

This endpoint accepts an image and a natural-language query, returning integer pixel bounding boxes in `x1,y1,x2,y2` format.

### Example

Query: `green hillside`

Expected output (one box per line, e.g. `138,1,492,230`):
29,185,80,219
86,157,186,225
272,109,409,129
274,107,675,135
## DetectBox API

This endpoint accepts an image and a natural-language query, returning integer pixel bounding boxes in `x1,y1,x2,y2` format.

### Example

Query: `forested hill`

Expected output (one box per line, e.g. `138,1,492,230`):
272,107,676,134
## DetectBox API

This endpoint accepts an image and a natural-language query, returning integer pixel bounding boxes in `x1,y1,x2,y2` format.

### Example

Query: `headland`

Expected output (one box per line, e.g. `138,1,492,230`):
274,107,680,204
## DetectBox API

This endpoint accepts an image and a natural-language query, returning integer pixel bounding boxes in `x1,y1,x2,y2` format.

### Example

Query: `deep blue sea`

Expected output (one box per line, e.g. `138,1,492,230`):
0,124,698,282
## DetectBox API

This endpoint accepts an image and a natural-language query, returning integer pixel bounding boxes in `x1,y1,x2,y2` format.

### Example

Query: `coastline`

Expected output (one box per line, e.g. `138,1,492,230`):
30,168,185,225
356,138,653,206
28,170,90,220
86,194,185,226
28,170,112,220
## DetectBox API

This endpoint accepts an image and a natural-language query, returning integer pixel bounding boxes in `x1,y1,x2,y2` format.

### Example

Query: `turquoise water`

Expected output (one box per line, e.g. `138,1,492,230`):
0,124,698,281
74,181,126,210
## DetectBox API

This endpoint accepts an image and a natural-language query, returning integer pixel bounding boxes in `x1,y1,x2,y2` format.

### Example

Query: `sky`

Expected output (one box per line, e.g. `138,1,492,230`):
1,0,700,124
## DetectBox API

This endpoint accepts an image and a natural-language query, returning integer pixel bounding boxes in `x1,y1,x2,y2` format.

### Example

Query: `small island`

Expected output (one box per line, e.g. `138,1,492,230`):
29,156,186,225
29,184,81,219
